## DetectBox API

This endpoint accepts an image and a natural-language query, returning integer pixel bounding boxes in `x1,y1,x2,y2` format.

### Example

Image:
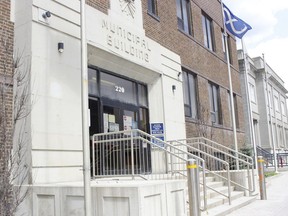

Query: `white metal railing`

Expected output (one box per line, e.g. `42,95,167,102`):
169,140,232,205
91,131,254,210
91,129,209,210
170,137,255,195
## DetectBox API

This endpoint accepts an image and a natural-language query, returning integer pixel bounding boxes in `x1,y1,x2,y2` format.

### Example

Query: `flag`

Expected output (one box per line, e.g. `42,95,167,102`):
223,4,252,39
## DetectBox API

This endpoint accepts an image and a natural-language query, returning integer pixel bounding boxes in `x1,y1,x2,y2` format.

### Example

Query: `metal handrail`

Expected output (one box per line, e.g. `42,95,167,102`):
177,137,254,164
171,141,232,205
171,137,255,194
257,146,274,167
91,129,209,210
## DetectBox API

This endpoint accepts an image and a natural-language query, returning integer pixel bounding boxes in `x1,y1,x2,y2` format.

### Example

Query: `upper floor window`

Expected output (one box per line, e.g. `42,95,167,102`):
268,89,273,110
202,13,215,51
274,95,280,112
233,94,239,128
176,0,193,35
148,0,158,16
249,83,256,103
281,101,286,116
227,91,239,128
222,31,233,64
183,70,198,118
208,82,221,124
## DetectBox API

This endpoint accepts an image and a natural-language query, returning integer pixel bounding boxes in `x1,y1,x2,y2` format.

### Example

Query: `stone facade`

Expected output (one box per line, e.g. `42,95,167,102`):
238,50,288,152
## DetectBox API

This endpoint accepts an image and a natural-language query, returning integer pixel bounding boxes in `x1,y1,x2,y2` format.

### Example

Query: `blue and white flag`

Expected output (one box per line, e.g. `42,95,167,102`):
223,4,252,39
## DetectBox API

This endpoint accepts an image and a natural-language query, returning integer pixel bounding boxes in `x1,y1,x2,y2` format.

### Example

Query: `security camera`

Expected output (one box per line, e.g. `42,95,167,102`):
42,11,51,19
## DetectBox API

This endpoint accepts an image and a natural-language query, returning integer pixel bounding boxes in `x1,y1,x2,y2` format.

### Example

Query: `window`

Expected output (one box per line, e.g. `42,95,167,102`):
222,31,233,64
233,94,239,128
248,83,256,103
227,91,239,128
281,101,286,116
202,13,214,51
253,120,260,146
182,70,198,118
227,91,232,127
273,123,278,148
278,125,284,148
268,89,273,110
100,72,137,105
208,82,221,124
88,68,99,96
148,0,158,16
176,0,193,35
274,95,280,112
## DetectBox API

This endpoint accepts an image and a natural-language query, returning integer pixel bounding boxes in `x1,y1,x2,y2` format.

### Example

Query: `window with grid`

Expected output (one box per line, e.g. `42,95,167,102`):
176,0,193,35
182,70,198,118
208,82,221,124
202,13,215,51
148,0,158,16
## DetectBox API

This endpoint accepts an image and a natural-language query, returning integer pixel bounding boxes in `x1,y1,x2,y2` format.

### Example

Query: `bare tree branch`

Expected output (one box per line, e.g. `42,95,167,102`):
0,33,32,215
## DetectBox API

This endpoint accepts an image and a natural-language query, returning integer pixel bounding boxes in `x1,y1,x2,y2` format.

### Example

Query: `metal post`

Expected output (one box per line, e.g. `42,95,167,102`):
247,158,252,196
257,156,267,200
80,1,92,215
187,159,200,216
241,40,258,180
220,0,239,170
131,131,135,179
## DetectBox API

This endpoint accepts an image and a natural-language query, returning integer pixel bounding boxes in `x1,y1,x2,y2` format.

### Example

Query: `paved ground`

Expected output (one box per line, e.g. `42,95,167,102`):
227,171,288,216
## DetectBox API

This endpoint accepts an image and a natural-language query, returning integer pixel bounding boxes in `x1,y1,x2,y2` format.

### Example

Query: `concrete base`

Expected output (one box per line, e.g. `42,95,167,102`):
17,179,187,216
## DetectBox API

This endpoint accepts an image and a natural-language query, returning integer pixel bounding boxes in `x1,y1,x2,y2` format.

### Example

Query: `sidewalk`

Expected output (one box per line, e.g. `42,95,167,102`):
227,171,288,216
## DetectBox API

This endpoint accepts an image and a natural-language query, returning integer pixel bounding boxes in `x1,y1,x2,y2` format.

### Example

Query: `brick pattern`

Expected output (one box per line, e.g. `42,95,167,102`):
142,0,244,147
86,0,110,14
0,0,14,214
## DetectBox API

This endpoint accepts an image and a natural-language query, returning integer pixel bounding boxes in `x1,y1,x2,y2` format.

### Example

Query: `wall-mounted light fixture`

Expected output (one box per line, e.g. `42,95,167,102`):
58,42,64,53
42,11,51,19
172,85,176,92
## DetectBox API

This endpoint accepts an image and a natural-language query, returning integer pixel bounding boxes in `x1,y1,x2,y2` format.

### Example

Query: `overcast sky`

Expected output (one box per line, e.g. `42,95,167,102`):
223,0,288,88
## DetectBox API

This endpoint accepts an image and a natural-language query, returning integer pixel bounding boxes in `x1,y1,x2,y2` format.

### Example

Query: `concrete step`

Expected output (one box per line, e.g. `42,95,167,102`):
201,176,215,182
204,191,245,209
200,186,235,199
201,195,257,216
200,181,224,191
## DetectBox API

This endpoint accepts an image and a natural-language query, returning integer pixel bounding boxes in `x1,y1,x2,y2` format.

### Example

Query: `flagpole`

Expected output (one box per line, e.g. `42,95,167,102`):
220,0,239,170
80,0,92,215
263,54,278,173
241,38,258,175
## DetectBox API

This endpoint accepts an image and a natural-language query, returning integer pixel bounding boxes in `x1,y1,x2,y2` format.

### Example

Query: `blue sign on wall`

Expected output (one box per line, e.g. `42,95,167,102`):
150,123,164,135
150,123,165,148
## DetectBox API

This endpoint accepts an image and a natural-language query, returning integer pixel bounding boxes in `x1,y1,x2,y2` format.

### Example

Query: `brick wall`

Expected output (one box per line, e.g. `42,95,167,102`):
86,0,110,14
0,0,14,214
142,0,245,147
0,0,14,164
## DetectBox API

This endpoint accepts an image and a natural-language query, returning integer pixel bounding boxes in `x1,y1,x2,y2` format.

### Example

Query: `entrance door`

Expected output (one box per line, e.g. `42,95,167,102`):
102,99,139,133
89,98,100,136
88,69,151,175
